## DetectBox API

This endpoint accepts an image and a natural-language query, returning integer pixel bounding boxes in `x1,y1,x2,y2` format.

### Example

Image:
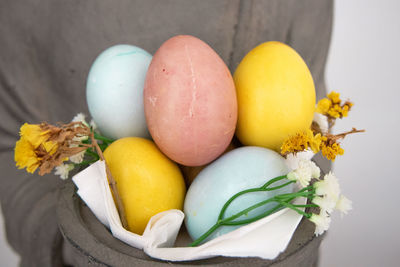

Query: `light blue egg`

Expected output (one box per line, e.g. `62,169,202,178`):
86,44,152,139
184,146,293,243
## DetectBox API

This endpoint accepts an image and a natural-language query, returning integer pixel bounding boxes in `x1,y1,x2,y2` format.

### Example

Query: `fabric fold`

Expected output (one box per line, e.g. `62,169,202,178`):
73,160,304,261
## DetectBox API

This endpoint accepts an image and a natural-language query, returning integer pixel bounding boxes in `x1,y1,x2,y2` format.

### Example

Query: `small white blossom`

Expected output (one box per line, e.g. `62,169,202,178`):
313,172,341,202
310,211,331,236
71,135,89,143
312,195,336,214
335,195,352,216
54,163,75,180
72,113,89,126
287,159,321,188
313,112,329,134
69,150,86,164
285,150,314,170
89,119,98,131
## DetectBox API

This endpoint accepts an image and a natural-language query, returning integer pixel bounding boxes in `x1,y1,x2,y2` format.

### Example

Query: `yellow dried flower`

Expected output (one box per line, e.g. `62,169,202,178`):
341,102,353,117
321,142,344,161
327,104,342,118
281,129,325,155
14,138,40,173
20,123,50,149
281,131,311,155
43,140,58,155
309,133,325,153
15,123,59,173
328,91,341,104
316,92,354,121
316,98,332,114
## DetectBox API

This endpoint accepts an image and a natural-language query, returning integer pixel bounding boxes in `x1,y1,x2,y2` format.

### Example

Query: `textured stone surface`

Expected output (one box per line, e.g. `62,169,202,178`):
58,181,324,267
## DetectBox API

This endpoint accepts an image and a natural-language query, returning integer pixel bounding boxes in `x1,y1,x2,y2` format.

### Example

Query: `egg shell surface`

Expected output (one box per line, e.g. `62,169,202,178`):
234,41,316,151
144,35,237,166
184,146,292,243
103,137,186,235
87,44,152,140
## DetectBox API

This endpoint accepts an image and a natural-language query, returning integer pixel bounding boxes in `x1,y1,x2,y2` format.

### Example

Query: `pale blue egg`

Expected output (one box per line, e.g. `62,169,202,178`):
184,146,293,243
86,45,152,139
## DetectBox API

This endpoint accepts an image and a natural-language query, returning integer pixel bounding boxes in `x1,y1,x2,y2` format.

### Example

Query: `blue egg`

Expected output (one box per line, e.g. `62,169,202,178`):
184,146,293,243
87,45,152,139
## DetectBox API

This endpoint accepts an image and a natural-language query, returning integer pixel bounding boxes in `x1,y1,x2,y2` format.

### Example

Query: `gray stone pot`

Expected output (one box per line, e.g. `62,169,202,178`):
57,181,323,267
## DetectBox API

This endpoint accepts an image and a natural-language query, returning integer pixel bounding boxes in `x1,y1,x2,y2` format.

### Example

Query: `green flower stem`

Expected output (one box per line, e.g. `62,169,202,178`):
94,132,114,144
74,159,98,167
190,196,280,247
190,222,223,247
275,187,315,200
277,200,311,218
261,175,288,189
98,143,108,152
218,175,289,221
86,149,100,159
222,204,284,226
218,188,270,221
190,177,321,247
293,204,318,208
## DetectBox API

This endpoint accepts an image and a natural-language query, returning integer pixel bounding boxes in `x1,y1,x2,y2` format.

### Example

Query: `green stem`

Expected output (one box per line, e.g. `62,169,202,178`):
86,149,100,159
74,159,98,166
222,204,284,225
189,178,317,247
276,187,315,200
261,175,288,189
189,222,222,247
218,187,268,221
94,132,114,144
191,196,281,246
218,175,289,221
293,204,318,208
277,200,311,218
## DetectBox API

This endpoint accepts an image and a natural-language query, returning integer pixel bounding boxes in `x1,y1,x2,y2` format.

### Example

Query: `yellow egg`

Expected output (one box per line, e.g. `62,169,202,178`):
104,137,186,235
234,41,316,151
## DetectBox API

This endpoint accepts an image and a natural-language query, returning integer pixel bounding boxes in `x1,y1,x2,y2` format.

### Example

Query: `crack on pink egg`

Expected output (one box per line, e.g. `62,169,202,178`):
184,44,197,119
148,96,157,107
184,43,198,158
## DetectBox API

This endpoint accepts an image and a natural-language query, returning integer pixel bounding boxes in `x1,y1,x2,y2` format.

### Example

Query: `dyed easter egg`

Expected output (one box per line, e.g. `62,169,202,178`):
87,45,152,140
144,35,237,166
180,141,238,186
104,137,186,235
184,146,293,243
234,41,316,151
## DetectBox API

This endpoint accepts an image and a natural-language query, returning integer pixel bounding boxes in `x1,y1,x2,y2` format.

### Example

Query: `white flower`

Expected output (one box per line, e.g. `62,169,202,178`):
287,159,321,188
312,195,336,214
310,211,331,236
71,113,88,126
313,172,341,202
89,119,98,131
313,112,329,134
335,195,352,216
285,150,314,170
72,135,89,143
54,163,75,180
69,150,86,164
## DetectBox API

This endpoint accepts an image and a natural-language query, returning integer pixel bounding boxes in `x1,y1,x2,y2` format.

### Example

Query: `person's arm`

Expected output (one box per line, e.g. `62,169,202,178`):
0,152,64,267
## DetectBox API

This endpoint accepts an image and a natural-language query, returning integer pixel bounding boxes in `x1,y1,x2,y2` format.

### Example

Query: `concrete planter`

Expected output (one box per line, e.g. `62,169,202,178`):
57,181,323,267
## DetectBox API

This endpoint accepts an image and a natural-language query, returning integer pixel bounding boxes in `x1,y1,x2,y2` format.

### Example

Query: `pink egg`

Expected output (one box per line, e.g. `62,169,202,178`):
144,35,237,166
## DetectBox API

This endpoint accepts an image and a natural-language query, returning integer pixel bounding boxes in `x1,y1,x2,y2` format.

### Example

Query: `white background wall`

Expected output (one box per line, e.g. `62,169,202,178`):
320,0,400,266
1,0,399,266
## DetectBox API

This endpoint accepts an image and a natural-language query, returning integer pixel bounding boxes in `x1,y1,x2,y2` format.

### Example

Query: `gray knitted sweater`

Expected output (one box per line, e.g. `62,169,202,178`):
0,0,332,266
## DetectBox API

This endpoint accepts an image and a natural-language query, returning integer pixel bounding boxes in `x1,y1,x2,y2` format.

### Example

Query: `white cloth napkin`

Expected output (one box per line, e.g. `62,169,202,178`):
73,160,306,261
